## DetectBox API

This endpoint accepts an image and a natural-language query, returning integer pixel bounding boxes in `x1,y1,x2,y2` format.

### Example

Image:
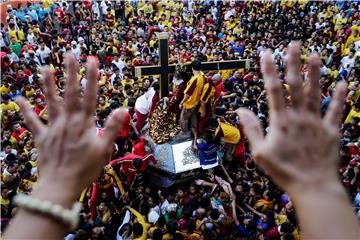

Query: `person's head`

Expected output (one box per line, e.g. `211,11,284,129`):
167,221,178,235
208,117,219,128
132,222,143,237
133,158,143,170
3,140,13,154
191,60,201,72
211,74,221,85
1,187,9,199
172,233,184,240
129,131,138,144
35,97,45,107
11,37,16,44
13,122,21,132
118,223,132,238
153,81,160,92
186,220,196,233
152,228,163,240
348,49,356,58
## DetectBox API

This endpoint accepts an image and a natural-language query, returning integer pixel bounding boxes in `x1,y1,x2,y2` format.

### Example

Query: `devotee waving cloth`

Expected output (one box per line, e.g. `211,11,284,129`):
179,60,205,149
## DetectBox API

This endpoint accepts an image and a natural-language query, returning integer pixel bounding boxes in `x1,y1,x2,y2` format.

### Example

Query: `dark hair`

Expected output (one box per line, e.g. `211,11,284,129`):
166,221,178,234
118,223,132,237
152,81,160,91
210,209,220,220
133,158,143,170
191,60,201,71
5,153,17,163
172,233,184,240
2,140,12,148
132,222,143,237
280,222,294,234
208,117,219,128
156,215,166,227
152,228,163,240
187,220,196,233
128,98,136,107
129,131,138,142
110,101,120,110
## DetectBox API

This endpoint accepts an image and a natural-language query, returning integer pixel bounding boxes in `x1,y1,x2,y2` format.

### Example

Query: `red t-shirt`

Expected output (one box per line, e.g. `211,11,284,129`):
117,111,131,140
132,138,146,157
11,128,27,141
109,154,156,176
34,105,46,116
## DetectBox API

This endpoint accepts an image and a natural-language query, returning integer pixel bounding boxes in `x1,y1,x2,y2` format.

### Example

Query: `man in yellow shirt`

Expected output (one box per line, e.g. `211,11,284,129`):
210,118,240,161
345,102,360,125
1,95,20,113
180,60,205,149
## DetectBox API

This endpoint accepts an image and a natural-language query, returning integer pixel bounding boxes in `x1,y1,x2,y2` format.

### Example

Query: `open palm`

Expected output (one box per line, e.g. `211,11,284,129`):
16,54,125,196
237,43,347,195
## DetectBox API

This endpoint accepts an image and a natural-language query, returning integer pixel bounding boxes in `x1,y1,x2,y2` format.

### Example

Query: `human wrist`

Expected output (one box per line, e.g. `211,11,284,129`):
31,178,80,208
289,179,347,205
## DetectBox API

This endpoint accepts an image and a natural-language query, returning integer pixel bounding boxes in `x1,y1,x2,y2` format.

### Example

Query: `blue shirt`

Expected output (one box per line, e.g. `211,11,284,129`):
197,141,217,167
232,45,244,56
38,8,49,21
28,10,39,21
16,10,26,22
8,90,22,101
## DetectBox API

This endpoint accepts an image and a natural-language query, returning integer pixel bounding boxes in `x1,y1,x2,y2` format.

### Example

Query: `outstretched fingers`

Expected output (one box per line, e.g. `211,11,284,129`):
261,50,285,113
323,81,347,128
16,97,45,138
41,67,61,122
305,54,322,115
285,42,304,110
83,57,99,117
64,53,80,114
237,109,264,151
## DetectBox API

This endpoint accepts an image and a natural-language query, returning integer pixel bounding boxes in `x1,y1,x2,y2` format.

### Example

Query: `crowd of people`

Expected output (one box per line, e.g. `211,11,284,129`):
1,0,359,239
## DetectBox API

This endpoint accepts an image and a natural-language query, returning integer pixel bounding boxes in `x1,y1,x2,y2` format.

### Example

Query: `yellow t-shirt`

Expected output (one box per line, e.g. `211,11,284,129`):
1,101,20,113
0,196,10,209
345,109,360,125
183,73,205,109
8,29,18,42
215,122,240,144
125,5,134,17
0,85,11,95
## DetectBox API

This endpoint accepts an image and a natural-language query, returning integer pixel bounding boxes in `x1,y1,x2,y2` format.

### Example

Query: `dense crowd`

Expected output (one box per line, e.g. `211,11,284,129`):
1,1,359,239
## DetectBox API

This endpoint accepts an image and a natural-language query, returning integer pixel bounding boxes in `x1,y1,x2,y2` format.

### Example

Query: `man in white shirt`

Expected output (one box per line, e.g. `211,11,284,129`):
71,41,81,61
354,40,360,52
112,54,125,73
134,88,155,131
78,37,87,50
35,42,51,65
0,141,17,160
339,49,356,73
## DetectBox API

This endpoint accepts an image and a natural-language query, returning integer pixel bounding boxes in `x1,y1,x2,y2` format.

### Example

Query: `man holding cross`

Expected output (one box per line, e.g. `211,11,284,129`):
179,60,205,149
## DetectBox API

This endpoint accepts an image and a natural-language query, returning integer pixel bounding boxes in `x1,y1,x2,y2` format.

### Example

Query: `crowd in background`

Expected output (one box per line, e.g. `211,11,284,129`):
1,0,359,239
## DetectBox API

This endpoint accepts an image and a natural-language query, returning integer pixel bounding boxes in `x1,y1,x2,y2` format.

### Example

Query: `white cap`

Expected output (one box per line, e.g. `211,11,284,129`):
71,40,77,45
78,37,84,42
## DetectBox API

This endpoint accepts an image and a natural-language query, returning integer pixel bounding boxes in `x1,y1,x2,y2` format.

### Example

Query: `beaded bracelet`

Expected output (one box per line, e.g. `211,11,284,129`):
13,194,81,229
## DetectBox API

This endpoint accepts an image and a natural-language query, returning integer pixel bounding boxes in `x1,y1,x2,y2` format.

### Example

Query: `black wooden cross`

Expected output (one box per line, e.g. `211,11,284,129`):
135,32,250,98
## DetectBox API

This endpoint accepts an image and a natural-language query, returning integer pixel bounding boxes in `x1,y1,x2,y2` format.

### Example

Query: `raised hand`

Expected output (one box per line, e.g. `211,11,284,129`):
237,42,346,195
237,43,359,239
16,54,125,202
